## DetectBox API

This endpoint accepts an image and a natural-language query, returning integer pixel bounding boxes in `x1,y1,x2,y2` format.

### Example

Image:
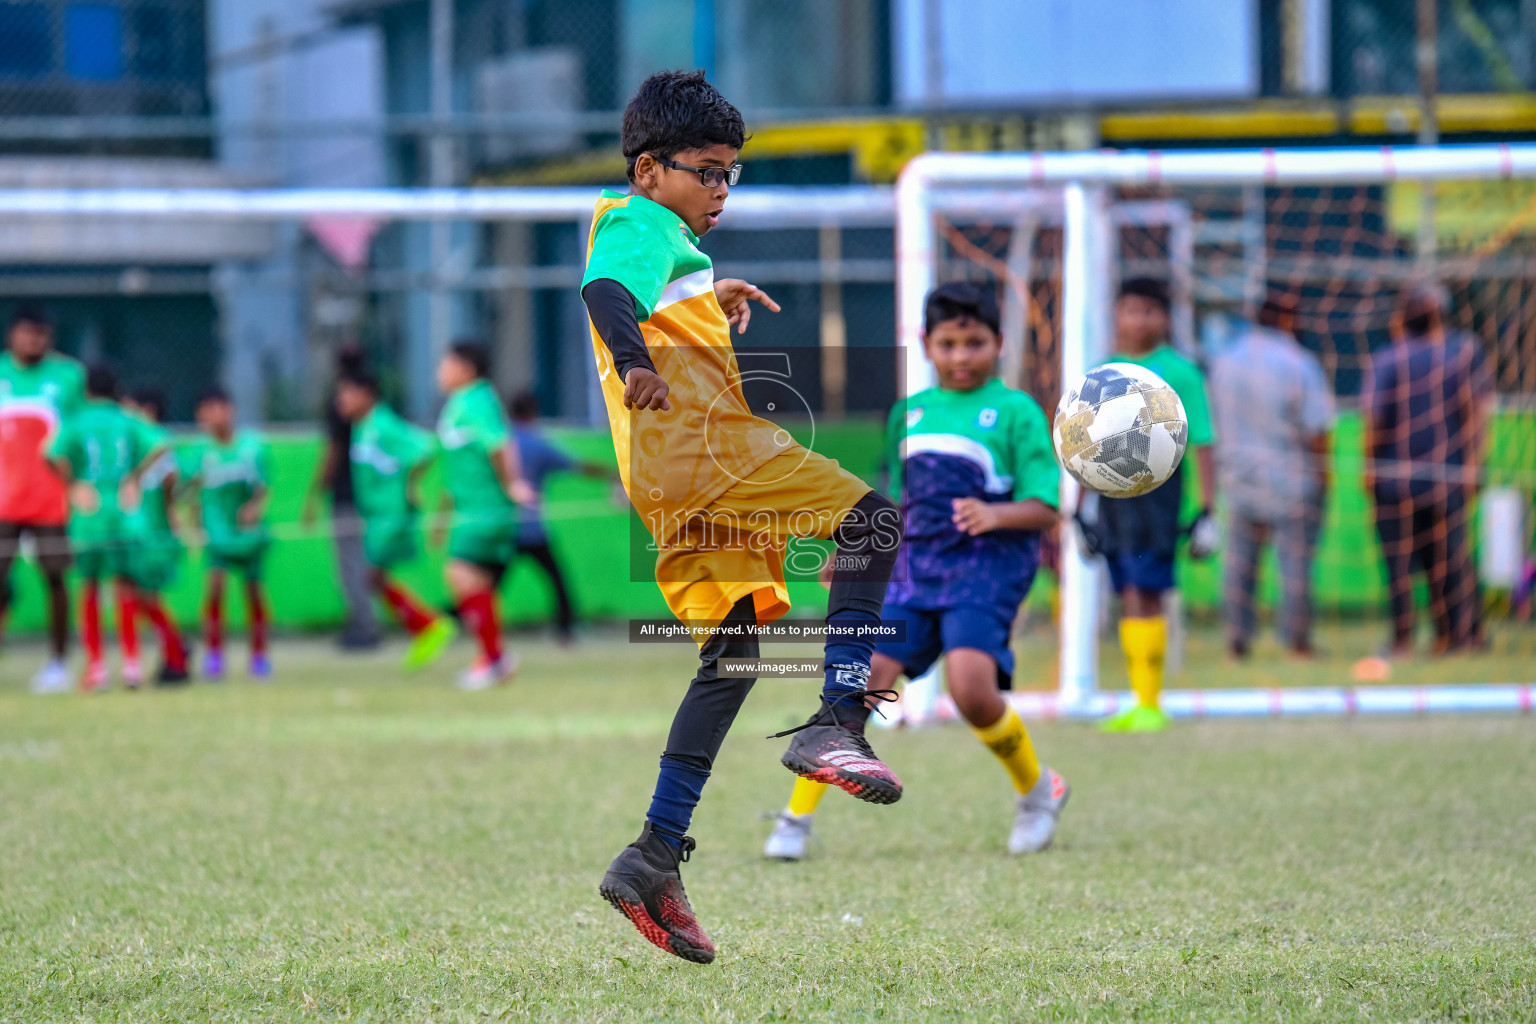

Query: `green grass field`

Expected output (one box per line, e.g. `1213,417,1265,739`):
2,633,1533,1022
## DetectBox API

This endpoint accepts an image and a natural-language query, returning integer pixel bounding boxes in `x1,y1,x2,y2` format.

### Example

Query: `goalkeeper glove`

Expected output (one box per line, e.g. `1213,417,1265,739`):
1073,511,1105,558
1187,508,1220,559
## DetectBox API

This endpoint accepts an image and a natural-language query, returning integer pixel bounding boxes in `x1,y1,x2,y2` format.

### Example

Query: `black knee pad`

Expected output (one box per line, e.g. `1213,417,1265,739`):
835,490,902,549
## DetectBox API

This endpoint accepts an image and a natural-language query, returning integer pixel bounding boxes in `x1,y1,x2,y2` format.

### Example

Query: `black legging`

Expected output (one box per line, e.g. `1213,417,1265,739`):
516,540,575,636
658,595,760,781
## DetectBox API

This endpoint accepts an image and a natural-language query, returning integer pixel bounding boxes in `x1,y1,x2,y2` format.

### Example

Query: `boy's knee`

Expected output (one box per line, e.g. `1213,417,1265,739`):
693,653,758,687
837,490,902,548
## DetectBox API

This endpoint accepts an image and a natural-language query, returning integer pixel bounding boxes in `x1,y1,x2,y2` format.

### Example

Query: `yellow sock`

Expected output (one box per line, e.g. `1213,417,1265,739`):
786,776,829,816
1120,616,1168,710
971,706,1042,795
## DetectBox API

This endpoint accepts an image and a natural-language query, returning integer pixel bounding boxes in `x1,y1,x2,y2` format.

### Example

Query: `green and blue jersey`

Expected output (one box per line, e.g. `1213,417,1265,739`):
887,376,1058,611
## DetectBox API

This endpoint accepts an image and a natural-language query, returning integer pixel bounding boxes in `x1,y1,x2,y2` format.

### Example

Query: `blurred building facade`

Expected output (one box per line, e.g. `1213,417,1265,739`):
1,0,1534,420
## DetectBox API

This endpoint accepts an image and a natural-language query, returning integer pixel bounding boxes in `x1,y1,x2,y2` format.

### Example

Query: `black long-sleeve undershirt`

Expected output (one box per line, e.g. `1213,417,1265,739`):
582,278,657,382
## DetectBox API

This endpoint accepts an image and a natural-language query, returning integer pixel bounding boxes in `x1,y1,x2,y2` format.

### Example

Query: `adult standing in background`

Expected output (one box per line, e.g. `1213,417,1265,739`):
0,304,85,692
1365,283,1494,655
1211,292,1335,659
303,345,382,650
507,390,615,645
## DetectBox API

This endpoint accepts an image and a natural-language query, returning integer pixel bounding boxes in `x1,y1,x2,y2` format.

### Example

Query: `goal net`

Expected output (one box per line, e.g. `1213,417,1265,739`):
896,146,1536,722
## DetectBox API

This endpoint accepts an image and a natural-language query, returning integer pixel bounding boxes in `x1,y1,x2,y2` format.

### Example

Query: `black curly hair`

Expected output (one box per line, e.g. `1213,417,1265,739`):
924,281,1000,335
1117,277,1170,313
621,70,746,182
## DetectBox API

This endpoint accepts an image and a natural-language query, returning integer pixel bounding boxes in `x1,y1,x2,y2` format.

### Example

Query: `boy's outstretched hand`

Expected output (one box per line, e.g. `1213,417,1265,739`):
623,367,672,411
714,278,780,335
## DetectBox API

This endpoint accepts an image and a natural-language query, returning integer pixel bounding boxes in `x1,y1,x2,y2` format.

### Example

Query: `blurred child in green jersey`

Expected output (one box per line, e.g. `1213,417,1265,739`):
0,304,85,693
1089,279,1218,733
335,367,456,671
45,365,167,691
121,387,191,685
434,341,534,690
186,387,272,681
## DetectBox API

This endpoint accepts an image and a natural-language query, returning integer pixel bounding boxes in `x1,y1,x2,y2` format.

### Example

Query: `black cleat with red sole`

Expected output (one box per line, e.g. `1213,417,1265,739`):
599,823,715,964
774,689,903,805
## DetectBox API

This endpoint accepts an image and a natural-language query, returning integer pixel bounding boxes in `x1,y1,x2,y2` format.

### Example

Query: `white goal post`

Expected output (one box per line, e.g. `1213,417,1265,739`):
896,143,1536,721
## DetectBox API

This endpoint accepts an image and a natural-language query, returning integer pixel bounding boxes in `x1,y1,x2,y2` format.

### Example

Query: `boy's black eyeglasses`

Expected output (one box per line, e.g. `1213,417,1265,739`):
651,155,742,188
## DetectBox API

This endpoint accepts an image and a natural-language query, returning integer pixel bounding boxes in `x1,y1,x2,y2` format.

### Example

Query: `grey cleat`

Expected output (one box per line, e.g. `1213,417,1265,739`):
1008,766,1070,855
762,812,814,861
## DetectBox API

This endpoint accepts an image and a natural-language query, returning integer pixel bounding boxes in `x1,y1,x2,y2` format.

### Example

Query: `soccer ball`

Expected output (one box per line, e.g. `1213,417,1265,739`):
1053,362,1188,498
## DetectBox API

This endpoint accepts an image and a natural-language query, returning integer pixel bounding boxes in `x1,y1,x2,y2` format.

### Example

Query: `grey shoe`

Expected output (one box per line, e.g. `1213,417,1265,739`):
762,812,813,861
1008,766,1069,855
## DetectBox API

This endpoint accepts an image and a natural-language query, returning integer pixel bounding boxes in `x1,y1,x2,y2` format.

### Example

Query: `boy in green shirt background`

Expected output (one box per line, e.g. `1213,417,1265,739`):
46,365,166,691
1086,279,1219,733
434,341,533,691
186,387,272,681
0,304,85,693
335,367,456,671
121,387,191,685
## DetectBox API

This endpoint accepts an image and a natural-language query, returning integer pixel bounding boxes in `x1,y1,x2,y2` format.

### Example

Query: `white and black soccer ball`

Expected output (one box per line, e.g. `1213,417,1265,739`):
1053,362,1188,498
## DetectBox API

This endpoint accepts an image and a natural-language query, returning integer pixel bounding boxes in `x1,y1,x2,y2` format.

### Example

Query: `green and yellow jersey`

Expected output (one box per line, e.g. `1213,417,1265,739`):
582,191,785,536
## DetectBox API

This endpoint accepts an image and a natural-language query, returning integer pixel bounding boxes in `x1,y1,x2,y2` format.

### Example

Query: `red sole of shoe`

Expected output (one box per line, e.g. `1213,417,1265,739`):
599,886,715,965
781,752,902,805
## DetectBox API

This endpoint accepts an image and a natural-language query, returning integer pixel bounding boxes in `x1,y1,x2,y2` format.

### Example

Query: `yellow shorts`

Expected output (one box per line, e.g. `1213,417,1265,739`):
653,444,873,641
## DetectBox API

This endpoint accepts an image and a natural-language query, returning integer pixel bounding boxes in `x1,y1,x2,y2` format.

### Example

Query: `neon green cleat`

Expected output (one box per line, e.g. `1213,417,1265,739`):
402,617,458,673
1100,704,1170,733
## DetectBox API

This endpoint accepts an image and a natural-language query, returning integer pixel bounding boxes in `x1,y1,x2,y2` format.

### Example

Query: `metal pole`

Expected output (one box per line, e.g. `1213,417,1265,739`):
429,0,455,372
922,0,944,109
999,216,1037,391
693,0,716,79
1417,0,1439,266
1058,182,1103,709
895,163,936,396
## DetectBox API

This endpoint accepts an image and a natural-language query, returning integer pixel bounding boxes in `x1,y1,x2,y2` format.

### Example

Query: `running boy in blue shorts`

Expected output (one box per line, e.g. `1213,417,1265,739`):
762,282,1070,860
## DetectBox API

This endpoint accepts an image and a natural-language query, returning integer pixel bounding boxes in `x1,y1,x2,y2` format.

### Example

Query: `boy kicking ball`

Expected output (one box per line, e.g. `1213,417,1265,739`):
582,70,905,964
763,283,1070,861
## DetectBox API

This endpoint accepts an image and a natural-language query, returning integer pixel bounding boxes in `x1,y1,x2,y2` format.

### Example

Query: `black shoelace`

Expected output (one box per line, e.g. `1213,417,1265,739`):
647,826,697,863
767,689,899,741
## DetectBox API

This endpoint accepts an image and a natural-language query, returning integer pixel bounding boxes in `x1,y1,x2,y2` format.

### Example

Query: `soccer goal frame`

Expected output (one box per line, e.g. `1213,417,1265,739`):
896,144,1536,721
